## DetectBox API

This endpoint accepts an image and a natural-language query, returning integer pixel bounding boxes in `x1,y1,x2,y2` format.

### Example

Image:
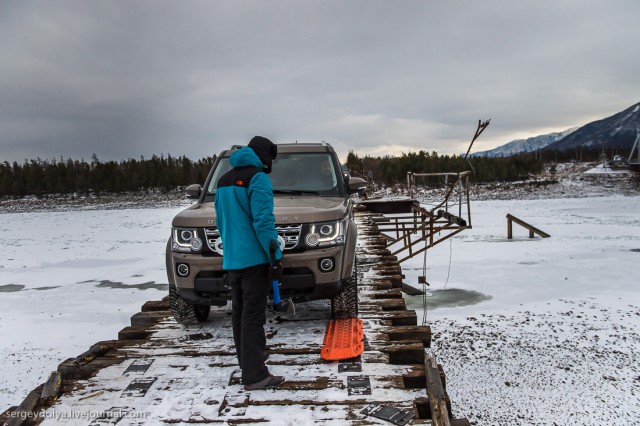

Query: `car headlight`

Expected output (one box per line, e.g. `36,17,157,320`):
304,220,345,248
172,228,203,253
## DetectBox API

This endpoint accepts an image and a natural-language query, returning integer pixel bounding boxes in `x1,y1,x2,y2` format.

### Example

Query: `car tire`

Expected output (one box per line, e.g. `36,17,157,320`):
169,283,211,325
331,261,358,319
166,237,211,325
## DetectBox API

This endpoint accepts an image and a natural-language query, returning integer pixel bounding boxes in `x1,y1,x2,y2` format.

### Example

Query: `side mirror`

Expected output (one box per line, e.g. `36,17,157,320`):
347,177,367,196
185,184,202,199
343,172,350,185
340,165,351,185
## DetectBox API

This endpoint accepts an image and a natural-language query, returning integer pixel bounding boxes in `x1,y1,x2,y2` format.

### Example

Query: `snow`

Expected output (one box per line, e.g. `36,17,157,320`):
0,205,188,410
1,179,640,424
584,162,632,175
399,194,640,424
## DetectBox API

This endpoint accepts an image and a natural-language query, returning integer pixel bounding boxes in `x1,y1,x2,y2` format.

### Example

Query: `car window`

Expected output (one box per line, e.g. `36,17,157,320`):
207,152,340,197
270,153,339,196
206,157,232,195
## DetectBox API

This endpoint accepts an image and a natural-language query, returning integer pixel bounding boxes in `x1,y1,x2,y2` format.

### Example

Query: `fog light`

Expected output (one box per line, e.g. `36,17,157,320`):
319,257,335,272
176,263,190,277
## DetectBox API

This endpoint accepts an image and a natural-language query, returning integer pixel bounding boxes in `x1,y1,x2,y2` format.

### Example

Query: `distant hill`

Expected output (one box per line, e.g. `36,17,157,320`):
545,101,640,151
472,128,577,157
473,101,640,157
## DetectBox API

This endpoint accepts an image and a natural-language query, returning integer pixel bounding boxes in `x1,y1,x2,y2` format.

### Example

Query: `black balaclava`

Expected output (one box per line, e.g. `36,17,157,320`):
248,136,278,174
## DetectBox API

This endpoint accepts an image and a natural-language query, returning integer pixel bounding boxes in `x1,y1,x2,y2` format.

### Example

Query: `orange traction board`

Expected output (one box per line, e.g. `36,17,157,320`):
320,318,364,361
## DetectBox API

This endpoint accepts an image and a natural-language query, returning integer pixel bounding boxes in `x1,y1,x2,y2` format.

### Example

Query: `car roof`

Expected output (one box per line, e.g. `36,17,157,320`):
220,142,335,157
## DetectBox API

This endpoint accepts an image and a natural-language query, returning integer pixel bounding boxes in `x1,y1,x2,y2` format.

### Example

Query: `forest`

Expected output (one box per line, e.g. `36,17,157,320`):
0,147,615,197
344,147,610,185
0,155,215,197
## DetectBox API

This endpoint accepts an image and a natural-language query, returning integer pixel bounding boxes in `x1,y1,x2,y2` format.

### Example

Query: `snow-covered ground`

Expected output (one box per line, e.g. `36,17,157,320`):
1,171,639,424
400,194,640,425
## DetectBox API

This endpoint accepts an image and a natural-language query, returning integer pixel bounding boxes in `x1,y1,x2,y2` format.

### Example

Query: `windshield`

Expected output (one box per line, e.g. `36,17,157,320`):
207,152,341,197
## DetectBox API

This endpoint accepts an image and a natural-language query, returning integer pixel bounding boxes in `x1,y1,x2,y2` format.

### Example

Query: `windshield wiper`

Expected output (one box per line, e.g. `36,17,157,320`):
273,189,320,195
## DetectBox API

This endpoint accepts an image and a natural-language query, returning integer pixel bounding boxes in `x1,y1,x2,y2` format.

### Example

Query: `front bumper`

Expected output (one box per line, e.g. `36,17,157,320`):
169,245,347,303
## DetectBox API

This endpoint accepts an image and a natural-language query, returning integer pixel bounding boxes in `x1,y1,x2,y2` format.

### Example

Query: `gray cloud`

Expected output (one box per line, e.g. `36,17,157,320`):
1,0,639,163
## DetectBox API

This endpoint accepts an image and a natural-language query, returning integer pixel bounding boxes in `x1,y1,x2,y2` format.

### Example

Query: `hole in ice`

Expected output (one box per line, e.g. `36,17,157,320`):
95,280,168,290
407,288,492,310
0,284,24,293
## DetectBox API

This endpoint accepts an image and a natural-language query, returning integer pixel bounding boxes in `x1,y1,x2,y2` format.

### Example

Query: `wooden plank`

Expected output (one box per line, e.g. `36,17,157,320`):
386,325,431,347
401,282,425,296
424,351,450,426
360,298,406,311
40,371,62,403
118,326,153,340
130,310,171,327
361,310,417,326
141,300,170,312
371,289,404,299
450,418,472,426
3,387,41,426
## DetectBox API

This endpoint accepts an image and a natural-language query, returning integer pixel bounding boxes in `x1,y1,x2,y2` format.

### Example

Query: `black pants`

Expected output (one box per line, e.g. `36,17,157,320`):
228,263,270,385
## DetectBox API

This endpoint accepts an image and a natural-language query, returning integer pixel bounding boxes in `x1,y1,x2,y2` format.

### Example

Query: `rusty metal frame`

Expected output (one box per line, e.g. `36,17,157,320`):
362,120,489,264
374,171,472,263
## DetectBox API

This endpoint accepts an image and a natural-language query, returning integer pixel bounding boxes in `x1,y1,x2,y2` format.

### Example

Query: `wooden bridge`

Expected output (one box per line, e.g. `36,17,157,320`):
2,208,469,426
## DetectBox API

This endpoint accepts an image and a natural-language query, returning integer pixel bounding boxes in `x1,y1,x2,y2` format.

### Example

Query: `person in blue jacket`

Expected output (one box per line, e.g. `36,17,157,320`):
215,136,285,390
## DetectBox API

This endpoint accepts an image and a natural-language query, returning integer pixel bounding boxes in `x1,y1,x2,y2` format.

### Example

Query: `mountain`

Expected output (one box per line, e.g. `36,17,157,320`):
473,101,640,157
544,102,640,151
472,128,577,157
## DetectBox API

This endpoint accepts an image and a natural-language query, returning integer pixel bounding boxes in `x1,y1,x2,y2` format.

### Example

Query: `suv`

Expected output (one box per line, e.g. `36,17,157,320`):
166,143,365,325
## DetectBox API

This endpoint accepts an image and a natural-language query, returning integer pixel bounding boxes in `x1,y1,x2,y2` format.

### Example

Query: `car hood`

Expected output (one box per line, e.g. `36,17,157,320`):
172,196,349,228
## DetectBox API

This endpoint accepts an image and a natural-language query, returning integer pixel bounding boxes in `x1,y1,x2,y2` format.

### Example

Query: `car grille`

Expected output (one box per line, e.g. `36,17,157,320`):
276,224,302,250
205,224,301,253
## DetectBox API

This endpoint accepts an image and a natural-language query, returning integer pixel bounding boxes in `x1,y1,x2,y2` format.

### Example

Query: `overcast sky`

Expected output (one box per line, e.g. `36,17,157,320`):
1,1,639,163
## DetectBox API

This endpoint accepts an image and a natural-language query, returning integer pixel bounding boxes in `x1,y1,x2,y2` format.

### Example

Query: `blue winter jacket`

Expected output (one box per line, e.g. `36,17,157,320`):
214,147,283,270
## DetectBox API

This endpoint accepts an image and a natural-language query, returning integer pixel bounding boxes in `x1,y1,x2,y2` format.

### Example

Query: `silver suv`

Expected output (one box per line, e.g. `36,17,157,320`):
166,143,364,325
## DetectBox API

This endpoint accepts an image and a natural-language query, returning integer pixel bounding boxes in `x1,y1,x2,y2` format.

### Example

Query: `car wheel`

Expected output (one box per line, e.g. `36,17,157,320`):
331,260,358,319
169,283,211,325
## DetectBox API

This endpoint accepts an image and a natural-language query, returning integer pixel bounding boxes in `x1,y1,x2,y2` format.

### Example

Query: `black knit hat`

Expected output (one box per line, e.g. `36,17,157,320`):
248,136,277,173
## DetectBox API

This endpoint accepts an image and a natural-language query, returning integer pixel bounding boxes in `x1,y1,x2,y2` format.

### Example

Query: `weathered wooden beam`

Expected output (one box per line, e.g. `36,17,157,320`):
402,282,425,296
3,387,41,426
385,342,425,364
141,300,171,312
72,342,114,365
40,371,62,403
425,351,450,426
362,310,417,326
359,280,394,290
370,289,403,299
386,325,431,347
402,368,426,389
57,357,124,381
118,326,153,340
130,310,171,327
359,298,406,311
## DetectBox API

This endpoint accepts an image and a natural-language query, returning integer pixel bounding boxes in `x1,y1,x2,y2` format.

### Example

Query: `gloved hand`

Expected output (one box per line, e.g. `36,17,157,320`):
269,261,283,281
